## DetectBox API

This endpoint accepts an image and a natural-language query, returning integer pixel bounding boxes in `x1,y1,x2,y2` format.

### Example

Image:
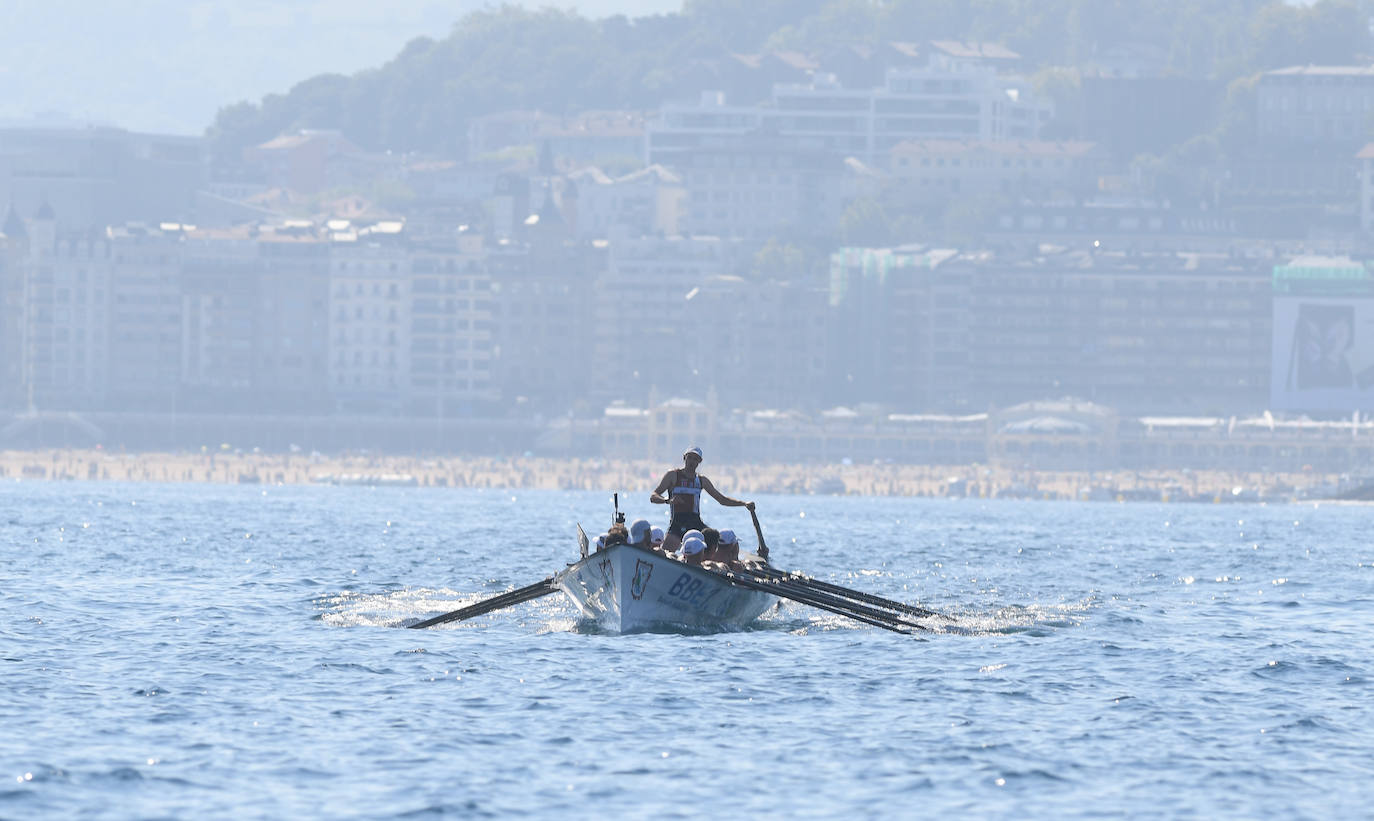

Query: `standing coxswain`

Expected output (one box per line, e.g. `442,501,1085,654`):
650,446,755,555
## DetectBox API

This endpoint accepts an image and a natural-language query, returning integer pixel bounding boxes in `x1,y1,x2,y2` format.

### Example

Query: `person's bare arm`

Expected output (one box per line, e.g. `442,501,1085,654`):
700,475,754,510
650,471,675,505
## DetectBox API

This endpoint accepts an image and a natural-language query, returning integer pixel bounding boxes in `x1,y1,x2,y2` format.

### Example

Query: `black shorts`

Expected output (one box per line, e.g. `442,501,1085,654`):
667,512,707,537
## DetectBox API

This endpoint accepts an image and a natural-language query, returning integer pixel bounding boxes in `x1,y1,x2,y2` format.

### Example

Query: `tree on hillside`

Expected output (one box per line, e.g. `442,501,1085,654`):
1031,67,1083,139
682,0,831,52
880,0,979,42
838,197,895,248
763,0,882,52
1231,0,1368,74
1213,73,1262,156
751,239,808,281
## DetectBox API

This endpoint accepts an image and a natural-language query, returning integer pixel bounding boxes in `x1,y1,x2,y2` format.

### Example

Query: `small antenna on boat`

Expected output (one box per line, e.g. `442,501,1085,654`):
612,492,625,525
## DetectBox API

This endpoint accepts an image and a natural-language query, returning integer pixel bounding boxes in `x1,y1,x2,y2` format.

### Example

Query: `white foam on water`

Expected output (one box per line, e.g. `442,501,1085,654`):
939,596,1096,636
319,585,586,631
317,587,489,628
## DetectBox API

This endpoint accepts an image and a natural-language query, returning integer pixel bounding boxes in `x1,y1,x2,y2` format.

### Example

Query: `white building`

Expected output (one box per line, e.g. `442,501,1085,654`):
648,50,1050,168
566,164,685,240
588,235,731,401
23,213,112,409
327,225,412,413
408,239,499,415
106,223,183,411
887,139,1107,202
668,139,854,239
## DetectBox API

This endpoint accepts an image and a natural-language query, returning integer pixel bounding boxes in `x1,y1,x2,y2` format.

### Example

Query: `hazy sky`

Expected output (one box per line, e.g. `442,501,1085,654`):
0,0,681,135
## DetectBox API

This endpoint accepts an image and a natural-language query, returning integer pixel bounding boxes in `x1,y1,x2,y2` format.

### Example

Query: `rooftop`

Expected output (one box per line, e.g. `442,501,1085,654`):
891,139,1098,157
1264,65,1374,77
928,40,1020,60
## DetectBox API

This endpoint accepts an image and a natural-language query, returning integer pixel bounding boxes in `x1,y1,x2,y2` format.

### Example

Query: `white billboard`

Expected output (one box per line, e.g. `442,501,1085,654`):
1272,295,1374,412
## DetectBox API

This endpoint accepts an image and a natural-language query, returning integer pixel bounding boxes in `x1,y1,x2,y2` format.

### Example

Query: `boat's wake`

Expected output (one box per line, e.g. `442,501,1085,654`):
749,596,1093,638
314,587,572,630
934,597,1095,636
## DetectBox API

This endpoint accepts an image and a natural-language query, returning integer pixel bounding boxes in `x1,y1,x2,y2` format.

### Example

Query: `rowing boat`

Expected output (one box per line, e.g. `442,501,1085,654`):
407,504,944,634
554,542,777,633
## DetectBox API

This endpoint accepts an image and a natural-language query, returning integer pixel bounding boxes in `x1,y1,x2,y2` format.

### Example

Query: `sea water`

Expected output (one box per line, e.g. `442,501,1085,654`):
2,481,1371,819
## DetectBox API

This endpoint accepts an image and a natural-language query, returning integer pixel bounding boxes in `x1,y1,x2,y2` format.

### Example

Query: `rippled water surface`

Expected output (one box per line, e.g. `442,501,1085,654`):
3,481,1372,818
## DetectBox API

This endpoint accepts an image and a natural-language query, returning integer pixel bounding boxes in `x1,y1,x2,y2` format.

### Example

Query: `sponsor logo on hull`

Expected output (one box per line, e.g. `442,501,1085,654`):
631,559,654,600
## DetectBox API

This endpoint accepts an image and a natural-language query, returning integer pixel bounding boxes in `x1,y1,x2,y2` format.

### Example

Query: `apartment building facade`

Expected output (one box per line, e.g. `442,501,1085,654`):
828,246,1273,415
487,238,596,411
683,273,831,411
0,126,203,231
886,139,1107,203
668,138,851,239
17,211,112,410
409,239,499,416
962,251,1271,414
827,246,971,410
105,225,182,411
588,235,731,403
0,211,21,408
327,227,412,413
648,57,1050,168
565,164,685,240
3,213,510,417
1256,66,1374,145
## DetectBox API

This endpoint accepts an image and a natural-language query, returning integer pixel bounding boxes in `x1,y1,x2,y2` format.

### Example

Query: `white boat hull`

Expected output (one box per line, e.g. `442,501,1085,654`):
555,543,775,633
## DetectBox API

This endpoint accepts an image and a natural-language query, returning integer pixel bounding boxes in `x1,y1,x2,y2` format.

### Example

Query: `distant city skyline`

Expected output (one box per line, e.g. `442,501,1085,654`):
6,1,1374,466
0,0,683,135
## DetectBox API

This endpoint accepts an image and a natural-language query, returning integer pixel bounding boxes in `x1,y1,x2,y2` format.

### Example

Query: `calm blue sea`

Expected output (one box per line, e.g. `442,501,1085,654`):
2,480,1372,819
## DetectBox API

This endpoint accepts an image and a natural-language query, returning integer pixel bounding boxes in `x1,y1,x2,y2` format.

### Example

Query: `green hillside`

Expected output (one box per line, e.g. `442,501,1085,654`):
206,0,1370,160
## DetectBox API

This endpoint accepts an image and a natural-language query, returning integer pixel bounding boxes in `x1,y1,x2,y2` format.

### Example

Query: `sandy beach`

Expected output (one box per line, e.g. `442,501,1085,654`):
0,448,1342,503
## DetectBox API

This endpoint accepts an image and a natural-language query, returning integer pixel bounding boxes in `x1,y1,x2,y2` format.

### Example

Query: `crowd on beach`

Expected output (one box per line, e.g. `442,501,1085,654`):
0,447,1343,504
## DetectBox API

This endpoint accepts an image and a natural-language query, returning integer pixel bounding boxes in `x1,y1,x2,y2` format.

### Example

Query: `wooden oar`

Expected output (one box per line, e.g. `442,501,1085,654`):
738,509,920,631
748,566,950,621
744,509,946,622
721,569,916,634
408,577,558,629
713,567,918,634
747,507,770,560
754,573,930,628
736,570,931,632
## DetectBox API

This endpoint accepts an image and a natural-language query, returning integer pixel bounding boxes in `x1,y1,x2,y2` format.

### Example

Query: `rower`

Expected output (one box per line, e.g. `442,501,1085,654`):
678,530,708,566
605,522,629,548
700,527,720,560
649,446,755,553
627,518,653,550
715,529,740,565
